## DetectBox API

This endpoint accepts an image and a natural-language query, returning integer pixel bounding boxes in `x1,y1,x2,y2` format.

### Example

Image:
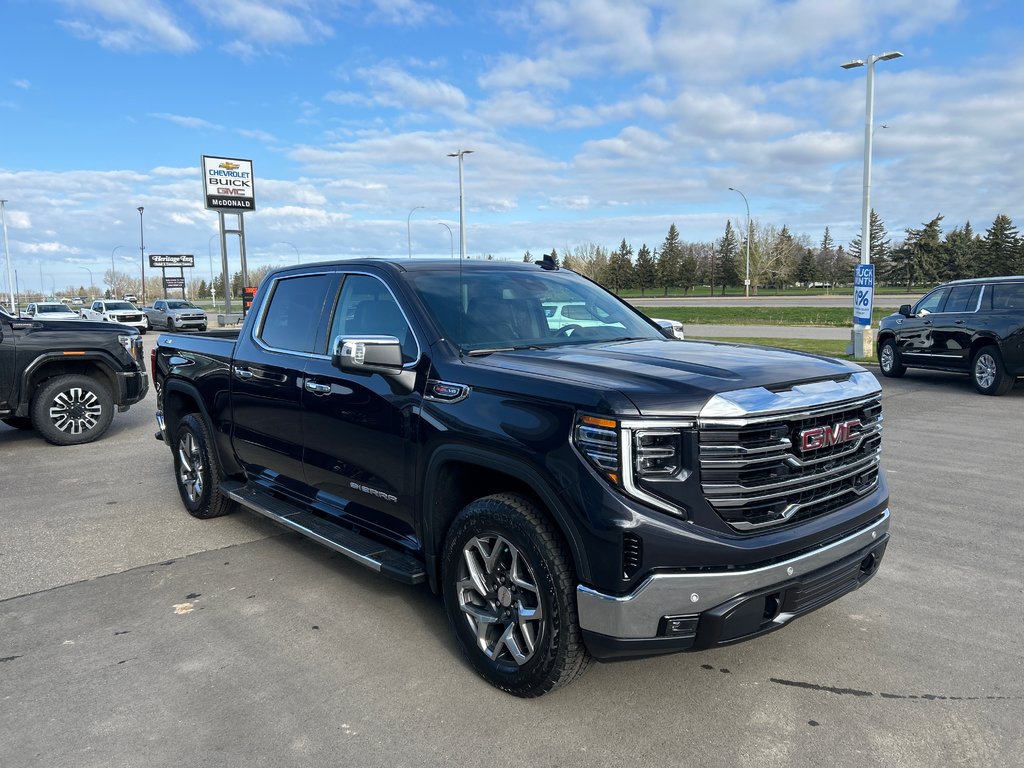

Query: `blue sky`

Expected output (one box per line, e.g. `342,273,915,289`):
1,0,1023,294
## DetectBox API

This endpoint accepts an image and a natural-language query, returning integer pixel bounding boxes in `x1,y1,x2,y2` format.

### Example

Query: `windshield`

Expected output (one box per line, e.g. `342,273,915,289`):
165,300,198,309
405,266,662,353
106,302,136,310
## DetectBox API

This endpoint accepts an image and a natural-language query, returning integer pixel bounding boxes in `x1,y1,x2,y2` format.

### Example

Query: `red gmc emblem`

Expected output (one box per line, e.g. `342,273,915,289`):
799,419,862,451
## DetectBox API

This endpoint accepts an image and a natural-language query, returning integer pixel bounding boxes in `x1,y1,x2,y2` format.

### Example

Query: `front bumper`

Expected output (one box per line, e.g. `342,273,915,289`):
172,316,208,328
577,509,889,659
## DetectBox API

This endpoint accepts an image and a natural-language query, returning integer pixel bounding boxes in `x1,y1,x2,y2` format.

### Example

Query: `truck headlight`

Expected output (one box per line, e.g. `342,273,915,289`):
573,414,693,518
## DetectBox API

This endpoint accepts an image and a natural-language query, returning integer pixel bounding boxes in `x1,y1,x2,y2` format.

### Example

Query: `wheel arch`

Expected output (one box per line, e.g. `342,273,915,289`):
421,446,590,594
161,378,244,477
18,354,118,417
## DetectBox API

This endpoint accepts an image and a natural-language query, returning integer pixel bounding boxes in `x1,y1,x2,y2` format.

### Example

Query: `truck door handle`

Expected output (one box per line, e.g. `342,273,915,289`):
233,367,254,380
954,320,966,325
304,380,331,395
922,320,932,326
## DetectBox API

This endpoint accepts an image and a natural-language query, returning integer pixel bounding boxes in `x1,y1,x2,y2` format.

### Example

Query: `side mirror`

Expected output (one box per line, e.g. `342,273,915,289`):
898,304,912,317
331,335,404,375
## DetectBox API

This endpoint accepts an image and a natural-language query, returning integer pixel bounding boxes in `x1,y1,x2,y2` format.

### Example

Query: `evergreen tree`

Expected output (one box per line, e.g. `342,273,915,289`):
793,247,817,286
678,243,699,294
717,220,740,294
982,214,1020,276
655,247,675,295
522,250,533,263
940,222,978,282
634,244,656,296
887,215,944,290
603,239,634,292
849,210,891,277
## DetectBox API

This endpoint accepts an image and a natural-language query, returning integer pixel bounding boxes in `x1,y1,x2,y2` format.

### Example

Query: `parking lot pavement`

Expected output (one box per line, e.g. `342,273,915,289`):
1,365,1022,768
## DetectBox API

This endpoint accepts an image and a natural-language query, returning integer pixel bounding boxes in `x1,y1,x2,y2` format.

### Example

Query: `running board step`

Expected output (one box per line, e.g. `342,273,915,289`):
221,482,426,585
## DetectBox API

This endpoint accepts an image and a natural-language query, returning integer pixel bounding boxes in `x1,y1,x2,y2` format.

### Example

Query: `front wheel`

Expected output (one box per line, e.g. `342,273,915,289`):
971,345,1014,395
442,493,592,697
877,338,906,378
173,414,235,518
31,374,114,445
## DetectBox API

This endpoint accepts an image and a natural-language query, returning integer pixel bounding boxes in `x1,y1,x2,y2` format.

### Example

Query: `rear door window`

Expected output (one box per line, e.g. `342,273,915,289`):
942,285,981,313
258,275,333,353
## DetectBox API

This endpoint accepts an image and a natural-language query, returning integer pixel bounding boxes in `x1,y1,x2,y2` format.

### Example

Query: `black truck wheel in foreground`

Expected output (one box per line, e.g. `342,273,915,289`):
1,308,148,445
154,258,890,696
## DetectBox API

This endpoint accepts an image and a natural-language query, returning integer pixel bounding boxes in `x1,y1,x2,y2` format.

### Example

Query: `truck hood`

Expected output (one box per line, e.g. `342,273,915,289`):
464,339,866,416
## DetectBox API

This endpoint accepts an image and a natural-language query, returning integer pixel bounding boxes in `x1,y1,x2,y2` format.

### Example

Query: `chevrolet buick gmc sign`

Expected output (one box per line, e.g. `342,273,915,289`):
202,155,256,211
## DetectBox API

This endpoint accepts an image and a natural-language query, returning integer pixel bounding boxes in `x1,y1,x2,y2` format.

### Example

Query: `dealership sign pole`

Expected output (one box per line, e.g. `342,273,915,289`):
202,156,255,317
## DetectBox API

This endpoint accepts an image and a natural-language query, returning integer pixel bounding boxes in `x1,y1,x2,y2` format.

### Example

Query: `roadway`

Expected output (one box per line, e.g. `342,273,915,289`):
1,338,1021,768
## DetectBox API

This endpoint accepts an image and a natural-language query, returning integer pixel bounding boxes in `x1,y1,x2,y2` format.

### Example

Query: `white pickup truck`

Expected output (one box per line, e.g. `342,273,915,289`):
79,299,148,333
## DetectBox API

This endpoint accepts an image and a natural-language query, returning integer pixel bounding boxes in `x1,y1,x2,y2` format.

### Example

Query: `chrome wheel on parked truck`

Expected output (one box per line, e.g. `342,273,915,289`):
173,414,234,518
442,493,592,697
31,374,114,445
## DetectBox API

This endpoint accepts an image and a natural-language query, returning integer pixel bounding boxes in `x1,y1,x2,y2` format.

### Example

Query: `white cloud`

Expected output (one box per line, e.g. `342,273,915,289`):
12,79,31,90
57,0,197,52
149,113,221,131
190,0,332,46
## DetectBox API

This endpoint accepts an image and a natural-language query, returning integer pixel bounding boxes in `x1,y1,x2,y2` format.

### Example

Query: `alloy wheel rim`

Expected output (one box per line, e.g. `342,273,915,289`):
177,432,204,503
975,354,996,388
457,534,544,666
48,387,102,434
880,345,894,371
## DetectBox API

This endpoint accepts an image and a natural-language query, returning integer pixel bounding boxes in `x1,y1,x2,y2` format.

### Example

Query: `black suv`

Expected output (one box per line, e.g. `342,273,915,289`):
876,276,1024,395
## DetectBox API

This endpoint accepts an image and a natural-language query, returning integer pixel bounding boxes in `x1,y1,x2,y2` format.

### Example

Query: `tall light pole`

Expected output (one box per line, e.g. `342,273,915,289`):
278,241,301,264
137,206,146,306
406,206,425,259
79,266,94,297
439,222,454,258
842,51,903,358
110,245,127,297
728,187,751,298
447,150,473,258
1,200,14,313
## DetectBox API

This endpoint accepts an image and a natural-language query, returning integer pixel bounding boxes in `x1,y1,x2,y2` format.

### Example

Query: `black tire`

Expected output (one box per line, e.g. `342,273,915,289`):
877,337,906,378
441,493,592,697
166,317,175,331
198,324,207,332
145,315,152,331
971,345,1014,396
172,414,235,519
1,416,33,430
31,374,115,445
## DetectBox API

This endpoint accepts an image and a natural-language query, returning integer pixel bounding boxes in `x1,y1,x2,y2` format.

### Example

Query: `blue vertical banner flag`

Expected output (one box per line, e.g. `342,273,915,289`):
853,264,875,326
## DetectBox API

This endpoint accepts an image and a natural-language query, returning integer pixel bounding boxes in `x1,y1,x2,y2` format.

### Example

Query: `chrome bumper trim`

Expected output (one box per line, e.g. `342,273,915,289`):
576,509,889,639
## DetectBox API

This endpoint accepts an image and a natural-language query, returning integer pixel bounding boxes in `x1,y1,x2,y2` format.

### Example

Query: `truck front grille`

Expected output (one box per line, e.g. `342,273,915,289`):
699,393,882,531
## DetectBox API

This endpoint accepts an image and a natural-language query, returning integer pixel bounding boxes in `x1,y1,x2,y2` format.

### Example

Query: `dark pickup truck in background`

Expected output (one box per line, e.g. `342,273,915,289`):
1,306,148,444
877,275,1023,395
154,258,890,696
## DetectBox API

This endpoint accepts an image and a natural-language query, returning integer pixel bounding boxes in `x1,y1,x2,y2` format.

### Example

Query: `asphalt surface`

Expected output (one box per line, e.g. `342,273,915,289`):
2,335,1022,768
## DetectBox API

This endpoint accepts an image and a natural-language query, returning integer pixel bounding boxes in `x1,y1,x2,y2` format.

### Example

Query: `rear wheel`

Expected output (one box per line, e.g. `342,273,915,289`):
878,338,906,378
442,493,592,697
971,345,1014,395
31,374,114,445
173,414,235,518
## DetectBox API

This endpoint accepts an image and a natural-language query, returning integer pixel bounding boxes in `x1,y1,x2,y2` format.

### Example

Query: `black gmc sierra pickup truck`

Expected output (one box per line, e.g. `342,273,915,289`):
1,306,148,444
154,258,890,696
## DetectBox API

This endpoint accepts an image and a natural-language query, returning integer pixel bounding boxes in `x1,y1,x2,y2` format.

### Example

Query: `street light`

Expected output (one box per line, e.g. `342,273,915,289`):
1,199,14,313
79,266,93,298
277,241,300,264
841,51,903,358
447,150,473,258
137,206,146,306
728,187,751,298
438,222,454,259
407,206,425,259
110,245,127,296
